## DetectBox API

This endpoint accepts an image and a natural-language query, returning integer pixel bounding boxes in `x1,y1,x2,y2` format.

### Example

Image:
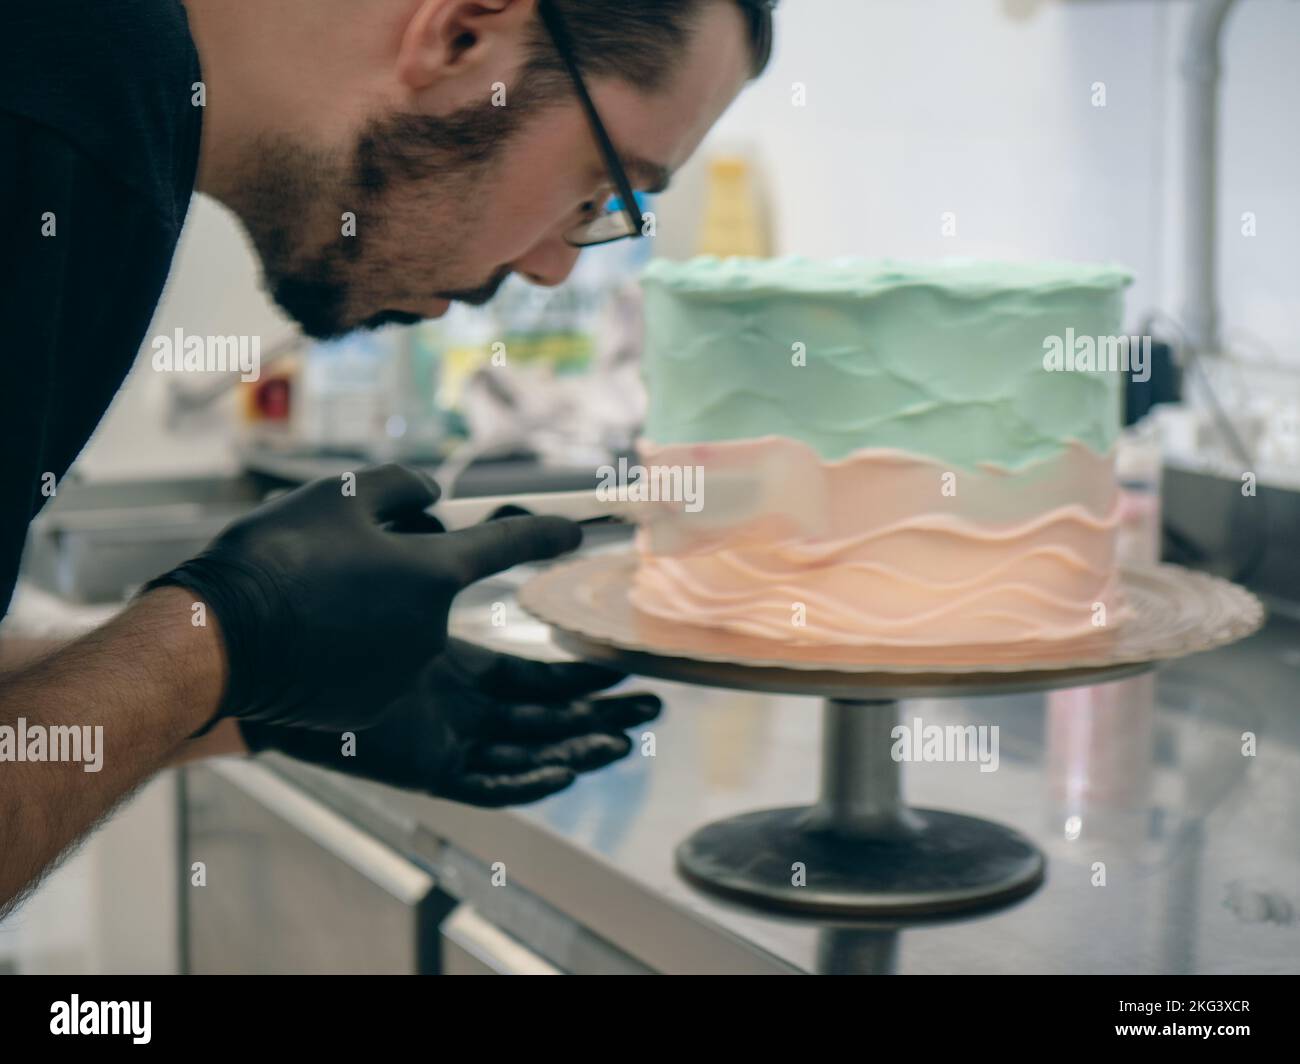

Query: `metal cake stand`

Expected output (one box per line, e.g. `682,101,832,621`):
519,553,1264,918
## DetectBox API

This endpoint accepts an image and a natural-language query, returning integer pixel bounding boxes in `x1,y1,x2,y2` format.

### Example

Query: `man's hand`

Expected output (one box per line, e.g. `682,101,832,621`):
237,639,661,807
145,465,583,733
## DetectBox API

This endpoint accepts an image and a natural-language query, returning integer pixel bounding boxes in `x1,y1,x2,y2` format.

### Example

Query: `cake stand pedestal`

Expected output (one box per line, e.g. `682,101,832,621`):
677,695,1050,917
519,553,1263,918
573,653,1148,917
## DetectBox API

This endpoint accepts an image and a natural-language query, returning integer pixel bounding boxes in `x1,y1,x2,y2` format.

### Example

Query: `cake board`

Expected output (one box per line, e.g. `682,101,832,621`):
519,552,1264,918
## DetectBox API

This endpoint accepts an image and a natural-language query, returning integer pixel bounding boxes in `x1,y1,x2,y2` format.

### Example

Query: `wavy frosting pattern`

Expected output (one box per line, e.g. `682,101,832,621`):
630,436,1128,646
640,256,1133,469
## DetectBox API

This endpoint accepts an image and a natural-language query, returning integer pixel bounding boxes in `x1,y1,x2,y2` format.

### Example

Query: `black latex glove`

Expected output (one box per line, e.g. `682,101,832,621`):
144,464,583,732
239,639,662,807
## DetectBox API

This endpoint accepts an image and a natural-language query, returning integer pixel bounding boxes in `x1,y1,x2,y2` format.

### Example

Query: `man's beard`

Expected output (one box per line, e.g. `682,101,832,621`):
231,101,530,340
349,267,514,331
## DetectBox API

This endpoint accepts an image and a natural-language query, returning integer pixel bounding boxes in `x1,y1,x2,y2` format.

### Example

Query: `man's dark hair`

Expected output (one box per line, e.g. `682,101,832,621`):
523,0,776,95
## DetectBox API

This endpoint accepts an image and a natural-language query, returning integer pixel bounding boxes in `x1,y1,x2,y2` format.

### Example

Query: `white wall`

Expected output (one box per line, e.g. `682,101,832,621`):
77,197,293,481
660,0,1299,368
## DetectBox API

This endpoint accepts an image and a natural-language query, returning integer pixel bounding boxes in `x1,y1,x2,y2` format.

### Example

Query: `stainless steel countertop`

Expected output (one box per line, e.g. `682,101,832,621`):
264,537,1300,974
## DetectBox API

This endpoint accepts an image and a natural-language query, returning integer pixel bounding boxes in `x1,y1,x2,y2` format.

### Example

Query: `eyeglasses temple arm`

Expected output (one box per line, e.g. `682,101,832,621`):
537,0,645,238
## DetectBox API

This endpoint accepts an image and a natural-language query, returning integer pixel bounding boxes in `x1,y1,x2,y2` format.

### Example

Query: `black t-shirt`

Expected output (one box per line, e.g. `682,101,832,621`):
0,0,202,616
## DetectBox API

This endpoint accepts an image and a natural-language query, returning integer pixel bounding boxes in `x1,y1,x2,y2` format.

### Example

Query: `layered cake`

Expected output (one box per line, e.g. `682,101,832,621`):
631,257,1134,647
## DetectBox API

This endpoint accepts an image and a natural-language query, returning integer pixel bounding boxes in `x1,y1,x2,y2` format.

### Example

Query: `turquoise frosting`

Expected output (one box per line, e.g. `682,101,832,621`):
640,256,1133,469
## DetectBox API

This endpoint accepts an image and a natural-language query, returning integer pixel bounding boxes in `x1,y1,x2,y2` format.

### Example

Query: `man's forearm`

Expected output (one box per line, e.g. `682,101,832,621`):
172,717,247,765
0,634,66,674
3,631,248,766
0,587,225,911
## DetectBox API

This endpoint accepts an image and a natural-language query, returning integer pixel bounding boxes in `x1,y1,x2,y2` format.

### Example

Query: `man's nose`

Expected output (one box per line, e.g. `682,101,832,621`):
510,238,582,288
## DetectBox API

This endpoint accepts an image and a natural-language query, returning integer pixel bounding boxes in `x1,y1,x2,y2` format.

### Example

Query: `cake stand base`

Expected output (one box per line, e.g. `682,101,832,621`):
675,698,1044,917
677,808,1044,917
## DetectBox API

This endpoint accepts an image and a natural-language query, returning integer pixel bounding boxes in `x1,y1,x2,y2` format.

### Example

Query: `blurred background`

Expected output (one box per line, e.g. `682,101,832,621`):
2,0,1297,973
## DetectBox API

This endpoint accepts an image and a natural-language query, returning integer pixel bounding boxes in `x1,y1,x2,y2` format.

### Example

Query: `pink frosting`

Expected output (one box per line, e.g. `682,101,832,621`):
630,436,1127,647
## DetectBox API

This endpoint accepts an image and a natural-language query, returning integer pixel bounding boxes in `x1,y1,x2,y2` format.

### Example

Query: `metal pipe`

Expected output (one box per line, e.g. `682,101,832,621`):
1181,0,1239,358
800,698,924,840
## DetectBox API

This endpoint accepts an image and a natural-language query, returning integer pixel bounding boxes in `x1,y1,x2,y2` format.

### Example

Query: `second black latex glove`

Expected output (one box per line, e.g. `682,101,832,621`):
239,639,662,807
144,464,582,731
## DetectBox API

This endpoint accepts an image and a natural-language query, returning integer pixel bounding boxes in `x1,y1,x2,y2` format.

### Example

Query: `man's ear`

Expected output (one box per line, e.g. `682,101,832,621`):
396,0,537,92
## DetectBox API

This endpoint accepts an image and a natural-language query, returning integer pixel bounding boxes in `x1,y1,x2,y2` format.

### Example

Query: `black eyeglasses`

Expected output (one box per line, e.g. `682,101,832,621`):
537,0,647,248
